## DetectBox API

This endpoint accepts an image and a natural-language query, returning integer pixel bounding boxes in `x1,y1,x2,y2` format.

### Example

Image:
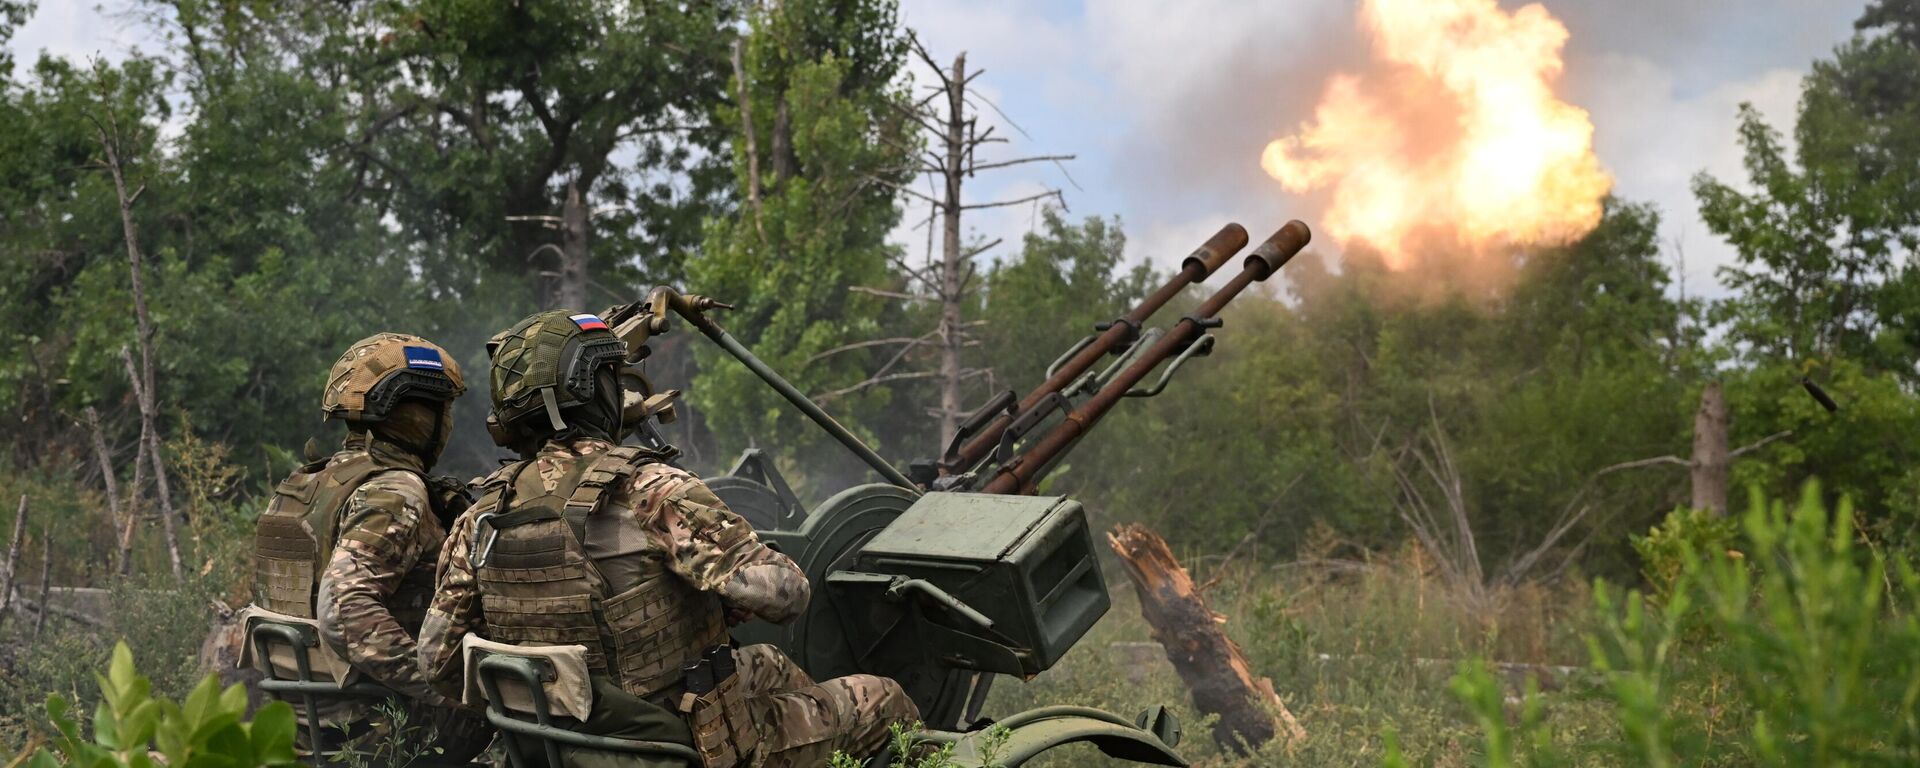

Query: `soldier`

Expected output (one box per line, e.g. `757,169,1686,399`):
251,333,490,759
419,310,918,768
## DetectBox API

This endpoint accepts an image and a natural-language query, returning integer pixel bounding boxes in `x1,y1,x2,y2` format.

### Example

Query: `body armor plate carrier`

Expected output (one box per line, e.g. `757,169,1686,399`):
252,454,386,618
469,446,759,767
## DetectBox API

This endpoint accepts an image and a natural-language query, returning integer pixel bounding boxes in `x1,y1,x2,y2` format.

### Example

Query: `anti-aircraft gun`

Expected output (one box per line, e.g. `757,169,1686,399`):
599,221,1310,766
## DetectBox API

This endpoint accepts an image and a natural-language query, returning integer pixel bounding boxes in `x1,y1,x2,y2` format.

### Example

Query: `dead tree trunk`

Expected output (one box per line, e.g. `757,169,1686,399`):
0,496,27,631
731,39,765,241
556,180,590,311
120,347,183,578
1691,381,1730,517
936,52,968,448
96,111,183,579
1108,523,1305,754
33,539,50,638
82,407,130,573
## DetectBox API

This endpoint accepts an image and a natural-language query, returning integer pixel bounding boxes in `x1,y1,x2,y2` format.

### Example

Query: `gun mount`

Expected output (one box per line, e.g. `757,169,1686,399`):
607,220,1310,765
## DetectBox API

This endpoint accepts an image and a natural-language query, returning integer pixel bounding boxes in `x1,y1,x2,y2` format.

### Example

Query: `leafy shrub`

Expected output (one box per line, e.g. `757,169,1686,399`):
1629,506,1740,599
16,641,296,768
1451,484,1920,766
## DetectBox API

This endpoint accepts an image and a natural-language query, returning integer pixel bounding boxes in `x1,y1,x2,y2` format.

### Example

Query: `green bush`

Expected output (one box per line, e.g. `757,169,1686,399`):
1452,484,1920,766
16,641,296,768
1629,506,1741,600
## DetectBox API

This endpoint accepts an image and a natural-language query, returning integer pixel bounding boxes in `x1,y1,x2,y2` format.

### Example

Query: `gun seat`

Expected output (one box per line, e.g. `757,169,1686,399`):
238,607,395,766
460,636,700,768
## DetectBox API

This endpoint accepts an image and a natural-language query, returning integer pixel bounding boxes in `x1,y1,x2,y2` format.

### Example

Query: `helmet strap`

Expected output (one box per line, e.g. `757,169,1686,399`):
541,388,568,432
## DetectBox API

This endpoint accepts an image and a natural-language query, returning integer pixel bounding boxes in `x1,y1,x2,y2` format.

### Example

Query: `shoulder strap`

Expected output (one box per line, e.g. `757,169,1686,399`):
306,453,387,559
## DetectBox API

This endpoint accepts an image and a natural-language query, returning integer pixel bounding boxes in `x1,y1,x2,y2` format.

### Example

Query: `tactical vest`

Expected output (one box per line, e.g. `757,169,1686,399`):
252,453,386,617
469,446,758,765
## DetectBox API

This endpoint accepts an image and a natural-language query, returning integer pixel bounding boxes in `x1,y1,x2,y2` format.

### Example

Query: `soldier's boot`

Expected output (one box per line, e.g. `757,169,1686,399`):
735,645,920,767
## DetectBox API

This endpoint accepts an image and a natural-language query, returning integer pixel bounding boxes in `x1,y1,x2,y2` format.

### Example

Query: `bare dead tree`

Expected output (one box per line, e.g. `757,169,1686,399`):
1388,388,1792,606
33,537,51,638
81,407,131,573
833,35,1075,446
0,496,27,631
508,178,638,311
89,91,184,579
1691,380,1732,516
120,346,183,578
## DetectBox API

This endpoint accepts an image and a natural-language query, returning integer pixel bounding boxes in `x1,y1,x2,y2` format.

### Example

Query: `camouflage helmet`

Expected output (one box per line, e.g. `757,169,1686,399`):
321,333,466,422
486,310,628,443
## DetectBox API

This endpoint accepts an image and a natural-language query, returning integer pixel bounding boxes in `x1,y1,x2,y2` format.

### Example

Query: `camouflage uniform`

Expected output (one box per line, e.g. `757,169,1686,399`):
249,333,490,759
420,437,918,766
420,309,914,768
315,438,490,758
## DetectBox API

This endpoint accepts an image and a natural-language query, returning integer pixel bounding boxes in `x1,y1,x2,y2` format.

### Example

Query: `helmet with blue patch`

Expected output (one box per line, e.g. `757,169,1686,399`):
321,333,466,423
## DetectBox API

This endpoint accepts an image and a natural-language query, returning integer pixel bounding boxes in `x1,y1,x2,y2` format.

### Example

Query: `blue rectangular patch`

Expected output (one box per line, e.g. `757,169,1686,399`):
403,345,445,370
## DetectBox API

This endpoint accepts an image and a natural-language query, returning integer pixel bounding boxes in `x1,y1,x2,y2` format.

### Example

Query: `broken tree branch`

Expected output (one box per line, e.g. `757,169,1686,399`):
803,333,937,366
959,189,1063,211
1728,430,1793,459
1109,523,1305,754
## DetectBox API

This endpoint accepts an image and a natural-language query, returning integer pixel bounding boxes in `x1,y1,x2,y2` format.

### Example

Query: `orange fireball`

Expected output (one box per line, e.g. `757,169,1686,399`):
1262,0,1611,269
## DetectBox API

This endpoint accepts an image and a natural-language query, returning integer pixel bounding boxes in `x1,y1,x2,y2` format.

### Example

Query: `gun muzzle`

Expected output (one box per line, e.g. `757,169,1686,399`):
1181,223,1249,280
1244,220,1311,280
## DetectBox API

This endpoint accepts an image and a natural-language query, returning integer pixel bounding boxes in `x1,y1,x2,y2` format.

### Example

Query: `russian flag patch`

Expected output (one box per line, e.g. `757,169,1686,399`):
403,345,445,370
571,313,609,331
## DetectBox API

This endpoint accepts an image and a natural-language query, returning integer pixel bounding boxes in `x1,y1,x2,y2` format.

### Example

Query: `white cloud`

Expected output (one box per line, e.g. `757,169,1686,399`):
1569,53,1805,296
7,1,137,70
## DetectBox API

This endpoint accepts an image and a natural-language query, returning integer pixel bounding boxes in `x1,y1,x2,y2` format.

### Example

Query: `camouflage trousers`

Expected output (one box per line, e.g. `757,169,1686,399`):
735,644,921,767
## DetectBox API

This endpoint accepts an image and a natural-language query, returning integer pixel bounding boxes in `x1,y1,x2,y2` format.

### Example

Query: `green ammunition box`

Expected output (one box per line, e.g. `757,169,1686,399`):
847,492,1109,676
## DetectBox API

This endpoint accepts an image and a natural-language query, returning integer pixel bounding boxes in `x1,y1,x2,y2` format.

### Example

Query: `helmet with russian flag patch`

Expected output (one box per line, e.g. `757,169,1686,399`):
321,332,466,423
484,309,628,445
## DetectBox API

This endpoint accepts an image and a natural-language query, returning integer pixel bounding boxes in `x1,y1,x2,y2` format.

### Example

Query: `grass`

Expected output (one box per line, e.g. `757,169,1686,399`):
981,539,1610,767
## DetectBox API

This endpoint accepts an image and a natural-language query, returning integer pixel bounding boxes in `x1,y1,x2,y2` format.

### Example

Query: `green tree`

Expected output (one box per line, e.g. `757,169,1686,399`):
1696,3,1920,369
687,0,917,485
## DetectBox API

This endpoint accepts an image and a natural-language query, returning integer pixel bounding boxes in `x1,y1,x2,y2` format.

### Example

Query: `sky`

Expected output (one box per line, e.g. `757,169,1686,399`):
6,0,1869,297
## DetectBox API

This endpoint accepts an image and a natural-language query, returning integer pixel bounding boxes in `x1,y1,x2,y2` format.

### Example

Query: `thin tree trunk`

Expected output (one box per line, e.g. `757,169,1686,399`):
33,539,50,638
0,496,28,631
771,98,794,185
121,347,183,578
936,52,967,448
731,39,765,241
97,118,183,578
1108,523,1306,754
82,406,130,573
124,417,147,576
1691,381,1730,517
556,180,590,311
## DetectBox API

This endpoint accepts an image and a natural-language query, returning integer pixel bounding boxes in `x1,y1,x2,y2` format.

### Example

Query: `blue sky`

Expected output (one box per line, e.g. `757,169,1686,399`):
9,0,1869,295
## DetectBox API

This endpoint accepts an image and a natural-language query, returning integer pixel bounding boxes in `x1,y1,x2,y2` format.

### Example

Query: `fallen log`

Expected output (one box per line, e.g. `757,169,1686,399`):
1108,523,1305,754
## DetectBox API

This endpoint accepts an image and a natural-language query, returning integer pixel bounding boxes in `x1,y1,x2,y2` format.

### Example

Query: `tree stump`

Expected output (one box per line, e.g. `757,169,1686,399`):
1108,523,1305,754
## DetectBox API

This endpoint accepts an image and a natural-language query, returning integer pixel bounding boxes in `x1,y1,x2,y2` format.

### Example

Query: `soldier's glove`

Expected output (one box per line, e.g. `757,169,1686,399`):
427,475,474,525
723,604,754,627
